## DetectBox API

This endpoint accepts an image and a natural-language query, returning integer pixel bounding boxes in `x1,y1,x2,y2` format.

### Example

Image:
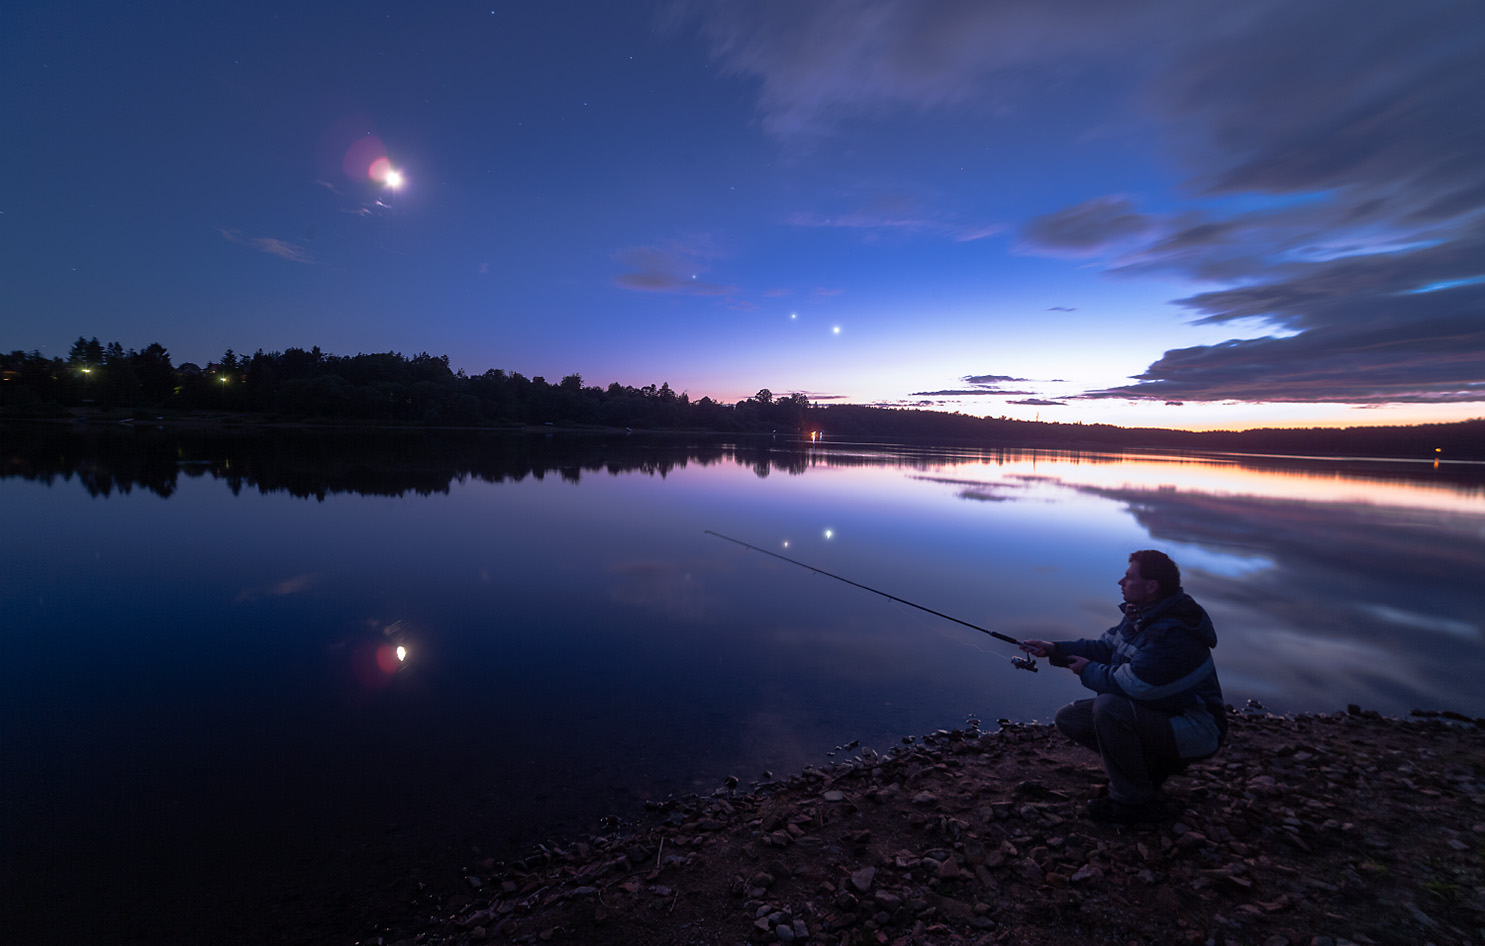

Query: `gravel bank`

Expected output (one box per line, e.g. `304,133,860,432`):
365,707,1485,946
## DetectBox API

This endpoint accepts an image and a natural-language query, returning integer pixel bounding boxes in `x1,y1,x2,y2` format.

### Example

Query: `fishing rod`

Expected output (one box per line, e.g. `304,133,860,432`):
704,530,1041,672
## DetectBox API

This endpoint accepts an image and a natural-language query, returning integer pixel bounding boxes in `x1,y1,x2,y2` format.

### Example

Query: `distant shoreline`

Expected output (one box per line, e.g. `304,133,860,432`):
4,409,1482,463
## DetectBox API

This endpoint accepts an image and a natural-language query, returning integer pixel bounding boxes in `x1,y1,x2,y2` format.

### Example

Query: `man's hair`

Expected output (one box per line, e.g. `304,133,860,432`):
1129,549,1182,598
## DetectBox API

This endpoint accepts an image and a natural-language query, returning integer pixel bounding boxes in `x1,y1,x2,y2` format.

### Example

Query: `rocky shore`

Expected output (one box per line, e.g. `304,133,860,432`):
374,707,1485,946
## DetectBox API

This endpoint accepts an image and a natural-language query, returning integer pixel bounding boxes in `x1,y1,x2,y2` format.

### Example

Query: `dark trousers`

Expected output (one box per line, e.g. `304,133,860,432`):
1055,694,1182,805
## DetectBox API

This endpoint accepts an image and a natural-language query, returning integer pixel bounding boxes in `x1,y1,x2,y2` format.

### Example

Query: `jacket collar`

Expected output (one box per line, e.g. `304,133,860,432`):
1120,591,1184,627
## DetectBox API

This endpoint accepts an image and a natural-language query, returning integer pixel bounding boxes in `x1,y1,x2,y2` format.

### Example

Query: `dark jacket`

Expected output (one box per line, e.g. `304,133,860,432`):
1054,591,1226,758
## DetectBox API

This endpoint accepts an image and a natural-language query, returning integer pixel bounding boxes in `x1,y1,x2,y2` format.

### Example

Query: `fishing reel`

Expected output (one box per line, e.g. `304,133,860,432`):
1010,655,1039,673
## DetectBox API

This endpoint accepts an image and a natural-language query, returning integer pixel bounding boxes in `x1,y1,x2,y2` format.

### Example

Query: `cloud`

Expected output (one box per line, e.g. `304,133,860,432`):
954,225,1003,243
669,0,1485,407
911,373,1039,397
1085,232,1485,403
236,572,322,603
1018,195,1157,258
663,0,1158,142
963,374,1028,385
1087,293,1485,404
788,209,1000,243
1076,6,1485,405
613,271,735,295
612,239,739,297
217,227,316,264
782,176,1003,243
253,238,315,263
910,388,1037,397
1152,5,1485,213
1007,398,1067,407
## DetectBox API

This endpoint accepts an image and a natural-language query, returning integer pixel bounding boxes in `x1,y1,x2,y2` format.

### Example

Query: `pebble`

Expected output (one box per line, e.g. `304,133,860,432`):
424,711,1485,946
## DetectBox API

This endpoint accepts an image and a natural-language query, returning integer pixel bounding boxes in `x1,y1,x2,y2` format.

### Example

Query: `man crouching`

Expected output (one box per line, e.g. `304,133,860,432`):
1020,550,1226,824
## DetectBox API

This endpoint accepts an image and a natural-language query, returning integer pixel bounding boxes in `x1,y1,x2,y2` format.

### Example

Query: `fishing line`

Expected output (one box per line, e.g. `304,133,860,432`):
704,530,1040,672
889,600,1000,654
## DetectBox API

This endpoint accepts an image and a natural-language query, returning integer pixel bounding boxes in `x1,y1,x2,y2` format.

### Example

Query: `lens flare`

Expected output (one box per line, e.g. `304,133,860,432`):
344,135,387,181
374,644,402,674
368,156,404,188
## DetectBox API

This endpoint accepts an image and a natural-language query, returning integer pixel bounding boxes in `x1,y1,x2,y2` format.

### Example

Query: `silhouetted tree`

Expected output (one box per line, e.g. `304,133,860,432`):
133,343,175,403
68,336,104,367
98,343,140,407
244,350,278,411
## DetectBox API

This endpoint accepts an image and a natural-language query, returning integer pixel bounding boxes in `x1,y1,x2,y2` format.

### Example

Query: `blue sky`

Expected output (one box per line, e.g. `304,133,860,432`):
4,1,1482,430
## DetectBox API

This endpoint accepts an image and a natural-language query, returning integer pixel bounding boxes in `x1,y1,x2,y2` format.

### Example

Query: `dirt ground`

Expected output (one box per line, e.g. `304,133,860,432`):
369,708,1485,946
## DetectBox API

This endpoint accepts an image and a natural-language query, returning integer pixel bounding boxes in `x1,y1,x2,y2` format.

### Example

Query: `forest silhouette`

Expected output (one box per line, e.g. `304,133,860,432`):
3,338,1481,459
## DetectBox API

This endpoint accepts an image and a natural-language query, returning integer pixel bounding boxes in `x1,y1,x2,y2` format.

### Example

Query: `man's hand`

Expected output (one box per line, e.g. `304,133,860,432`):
1022,639,1085,673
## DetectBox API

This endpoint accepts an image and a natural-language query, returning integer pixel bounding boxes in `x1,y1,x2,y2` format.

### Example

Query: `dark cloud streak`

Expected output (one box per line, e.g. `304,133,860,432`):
910,389,1037,397
911,373,1041,398
1017,195,1154,258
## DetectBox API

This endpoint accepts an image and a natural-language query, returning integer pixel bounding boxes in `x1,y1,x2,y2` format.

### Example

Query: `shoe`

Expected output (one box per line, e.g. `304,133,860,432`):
1086,796,1168,824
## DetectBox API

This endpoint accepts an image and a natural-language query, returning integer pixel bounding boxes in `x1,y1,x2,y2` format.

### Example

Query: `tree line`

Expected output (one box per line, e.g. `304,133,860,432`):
3,336,1481,458
1,337,809,431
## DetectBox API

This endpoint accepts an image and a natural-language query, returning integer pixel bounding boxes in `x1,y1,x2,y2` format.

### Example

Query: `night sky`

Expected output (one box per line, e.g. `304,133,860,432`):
4,1,1482,430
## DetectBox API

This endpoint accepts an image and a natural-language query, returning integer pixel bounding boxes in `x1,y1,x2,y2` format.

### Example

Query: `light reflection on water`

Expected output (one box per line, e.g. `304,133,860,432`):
1,428,1482,945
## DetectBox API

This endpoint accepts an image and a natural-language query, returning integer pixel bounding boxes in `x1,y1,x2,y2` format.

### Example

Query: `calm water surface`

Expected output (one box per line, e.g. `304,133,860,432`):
3,427,1482,944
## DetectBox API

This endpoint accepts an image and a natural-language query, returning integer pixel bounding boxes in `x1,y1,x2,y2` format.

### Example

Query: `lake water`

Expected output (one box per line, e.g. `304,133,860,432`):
3,425,1483,945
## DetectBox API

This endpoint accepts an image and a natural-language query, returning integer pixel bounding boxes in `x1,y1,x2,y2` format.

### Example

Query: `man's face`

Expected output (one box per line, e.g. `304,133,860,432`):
1119,560,1161,606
